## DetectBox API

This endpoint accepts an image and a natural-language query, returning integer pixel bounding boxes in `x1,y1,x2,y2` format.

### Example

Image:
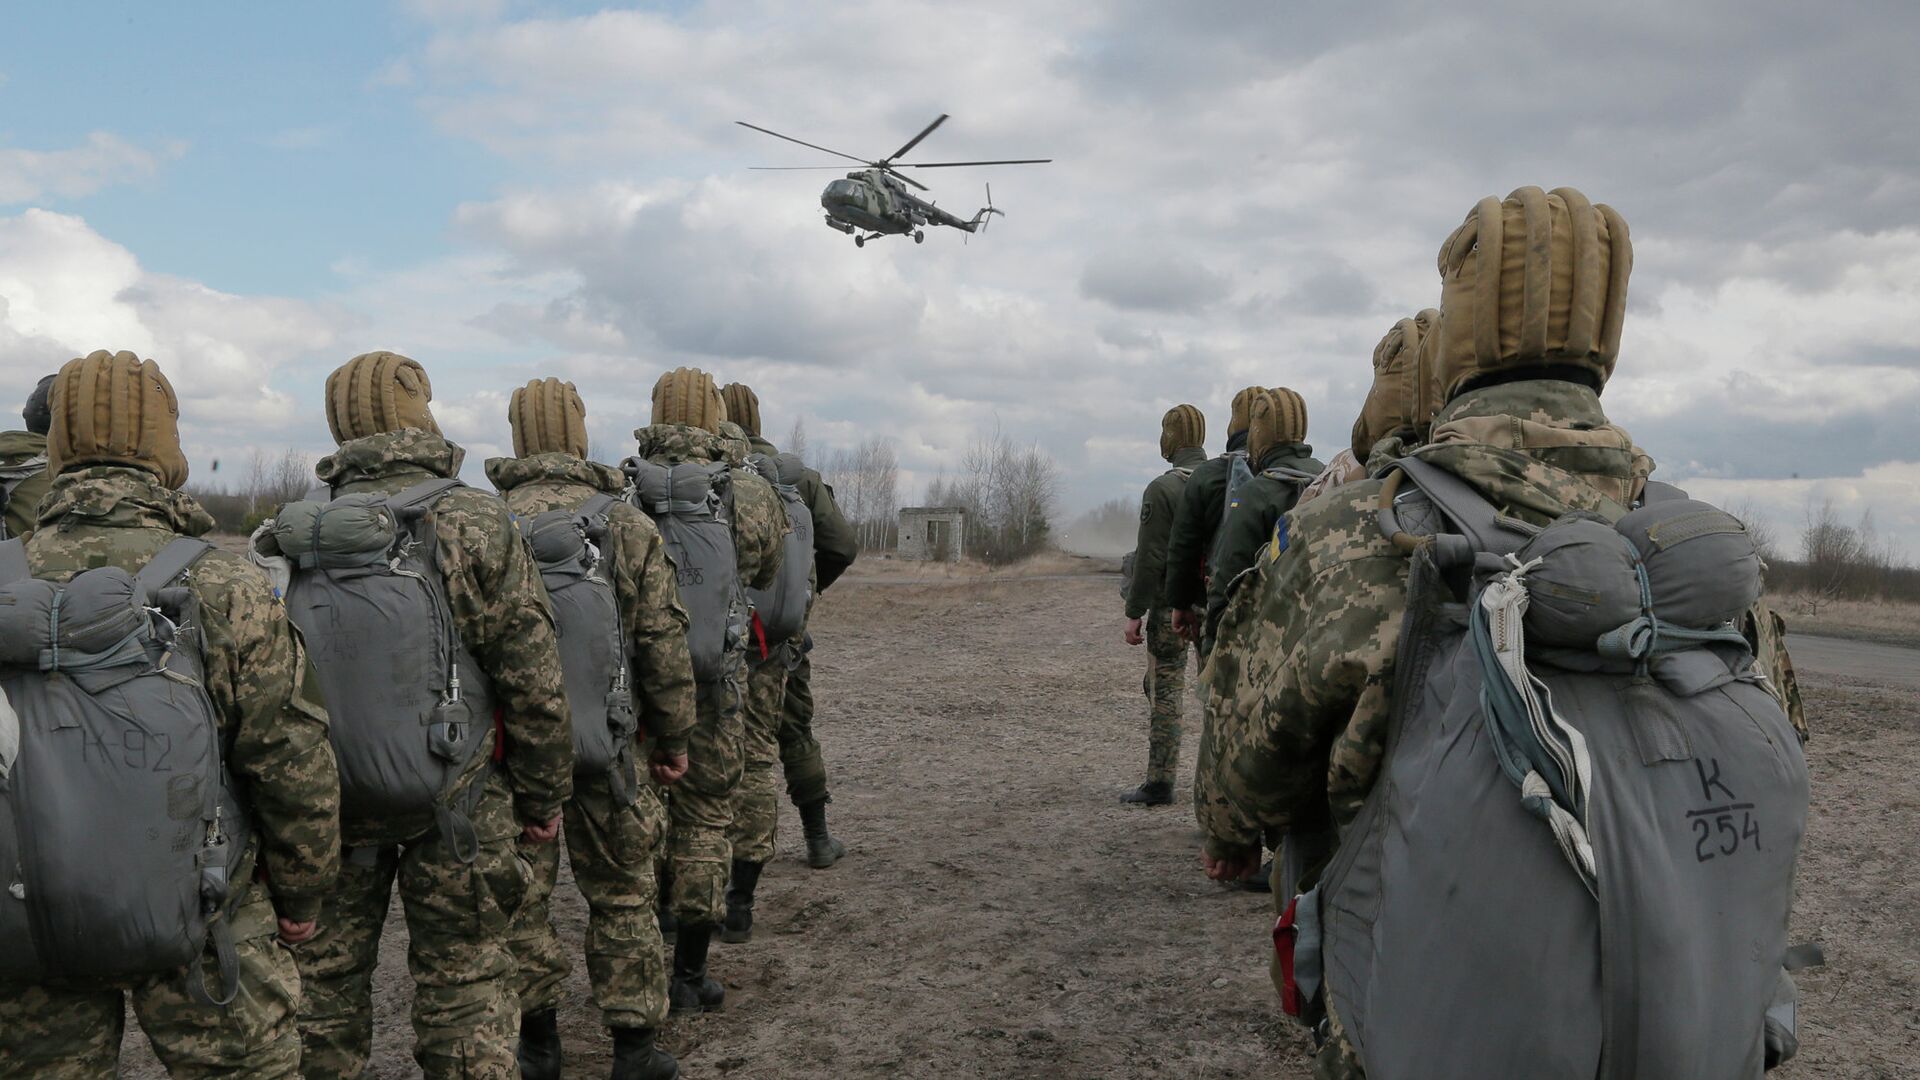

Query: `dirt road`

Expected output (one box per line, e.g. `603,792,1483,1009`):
121,561,1919,1077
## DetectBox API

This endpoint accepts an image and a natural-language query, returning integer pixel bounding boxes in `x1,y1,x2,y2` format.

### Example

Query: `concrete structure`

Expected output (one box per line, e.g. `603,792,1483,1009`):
898,507,966,562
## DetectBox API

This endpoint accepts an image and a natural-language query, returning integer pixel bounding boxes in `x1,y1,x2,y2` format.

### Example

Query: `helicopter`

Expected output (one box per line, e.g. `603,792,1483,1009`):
737,114,1050,246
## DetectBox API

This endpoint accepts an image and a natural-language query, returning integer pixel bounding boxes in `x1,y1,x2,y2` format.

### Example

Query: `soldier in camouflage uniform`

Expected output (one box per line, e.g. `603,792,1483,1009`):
0,351,341,1079
489,379,692,1080
1196,187,1807,1078
1119,404,1207,806
718,383,857,898
1204,387,1320,640
280,352,573,1080
0,373,55,541
635,368,787,1014
1162,386,1264,649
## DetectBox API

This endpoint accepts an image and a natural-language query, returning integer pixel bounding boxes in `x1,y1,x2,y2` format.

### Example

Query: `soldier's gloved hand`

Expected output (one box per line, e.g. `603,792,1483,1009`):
277,918,317,946
1124,617,1145,646
650,750,690,787
522,814,562,844
1203,843,1262,884
1170,608,1201,641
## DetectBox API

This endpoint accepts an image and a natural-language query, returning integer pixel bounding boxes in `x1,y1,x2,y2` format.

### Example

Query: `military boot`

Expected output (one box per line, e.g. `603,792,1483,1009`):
516,1008,563,1080
657,894,678,945
798,798,847,869
669,923,726,1014
1119,780,1173,806
611,1027,680,1080
721,859,764,944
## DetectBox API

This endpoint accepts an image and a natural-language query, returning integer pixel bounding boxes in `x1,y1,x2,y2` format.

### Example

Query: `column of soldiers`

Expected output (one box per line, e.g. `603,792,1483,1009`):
0,352,856,1080
1127,186,1811,1079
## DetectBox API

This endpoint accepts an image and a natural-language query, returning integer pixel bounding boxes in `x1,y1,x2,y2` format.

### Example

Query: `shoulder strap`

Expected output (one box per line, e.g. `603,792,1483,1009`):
0,537,28,584
1386,457,1537,559
1261,465,1320,485
135,537,215,596
387,477,465,513
578,492,618,520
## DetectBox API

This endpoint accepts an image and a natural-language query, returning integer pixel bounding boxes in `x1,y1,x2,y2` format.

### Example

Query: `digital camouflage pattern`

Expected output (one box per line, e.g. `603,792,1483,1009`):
1125,445,1206,619
293,429,567,1079
0,466,339,1078
729,657,789,862
486,451,695,1030
0,429,50,541
1204,440,1322,639
1298,447,1366,506
1142,609,1194,786
1161,432,1247,618
634,423,788,925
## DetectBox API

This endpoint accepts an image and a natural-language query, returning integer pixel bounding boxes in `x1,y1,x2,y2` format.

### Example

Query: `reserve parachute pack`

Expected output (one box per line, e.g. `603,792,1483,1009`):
519,495,640,801
0,454,48,540
267,479,496,858
746,452,813,651
0,537,252,1002
621,457,747,683
1285,458,1810,1079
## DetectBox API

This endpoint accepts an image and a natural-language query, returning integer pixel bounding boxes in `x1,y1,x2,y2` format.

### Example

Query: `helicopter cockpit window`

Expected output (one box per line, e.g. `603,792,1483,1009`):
825,179,863,201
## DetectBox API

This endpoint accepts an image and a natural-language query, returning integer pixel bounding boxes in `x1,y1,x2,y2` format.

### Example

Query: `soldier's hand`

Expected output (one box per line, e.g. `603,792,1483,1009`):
650,750,690,787
522,814,562,844
1170,608,1200,641
277,918,317,946
1124,617,1145,646
1203,845,1262,883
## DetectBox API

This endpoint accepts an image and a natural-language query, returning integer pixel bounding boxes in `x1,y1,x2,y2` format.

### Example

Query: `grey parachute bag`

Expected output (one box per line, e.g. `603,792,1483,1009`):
1212,448,1253,567
519,494,640,803
746,452,813,649
1294,457,1810,1079
0,537,252,1003
620,457,747,684
0,454,47,540
269,479,496,860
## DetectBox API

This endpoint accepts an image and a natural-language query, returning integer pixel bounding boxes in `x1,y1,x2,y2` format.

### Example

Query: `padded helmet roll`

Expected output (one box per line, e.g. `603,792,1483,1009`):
1354,309,1441,461
1159,403,1205,460
509,377,589,459
651,367,724,432
719,383,762,437
1249,387,1308,462
47,350,189,489
1227,385,1264,439
325,351,441,443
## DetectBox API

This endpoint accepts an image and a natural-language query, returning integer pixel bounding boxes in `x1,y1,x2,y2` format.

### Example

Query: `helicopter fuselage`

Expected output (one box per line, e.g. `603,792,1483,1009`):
820,169,980,240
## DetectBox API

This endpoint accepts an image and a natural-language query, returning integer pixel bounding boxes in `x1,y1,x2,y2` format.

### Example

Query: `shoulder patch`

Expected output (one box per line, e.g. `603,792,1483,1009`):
1140,501,1153,524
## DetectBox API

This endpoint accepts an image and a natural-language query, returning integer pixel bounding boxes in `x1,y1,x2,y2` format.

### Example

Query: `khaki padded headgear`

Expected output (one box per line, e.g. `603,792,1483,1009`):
1158,403,1205,460
1248,387,1309,463
1353,309,1441,460
719,383,762,437
651,367,725,433
1227,386,1264,439
325,351,441,444
47,350,189,489
509,377,588,459
1433,186,1631,401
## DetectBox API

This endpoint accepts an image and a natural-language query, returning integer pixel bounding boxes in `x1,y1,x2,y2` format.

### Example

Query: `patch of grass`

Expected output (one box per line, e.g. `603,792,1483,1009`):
1770,589,1920,648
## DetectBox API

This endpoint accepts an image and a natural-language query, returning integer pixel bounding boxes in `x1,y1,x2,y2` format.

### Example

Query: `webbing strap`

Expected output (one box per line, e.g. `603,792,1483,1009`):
135,537,214,598
1393,456,1536,558
0,538,27,585
387,477,465,515
578,492,618,521
185,916,241,1007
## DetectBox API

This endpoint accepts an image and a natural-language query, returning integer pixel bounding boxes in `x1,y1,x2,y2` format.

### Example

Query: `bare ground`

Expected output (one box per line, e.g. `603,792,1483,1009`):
123,561,1920,1078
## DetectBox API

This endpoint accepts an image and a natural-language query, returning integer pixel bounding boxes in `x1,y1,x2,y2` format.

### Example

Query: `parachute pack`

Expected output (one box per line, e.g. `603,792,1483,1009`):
519,494,640,802
746,452,814,653
0,537,251,1002
1283,458,1811,1079
621,457,747,684
268,479,496,859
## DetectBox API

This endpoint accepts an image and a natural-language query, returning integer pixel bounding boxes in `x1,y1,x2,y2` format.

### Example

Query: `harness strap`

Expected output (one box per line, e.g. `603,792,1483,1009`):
1392,456,1538,558
185,916,241,1007
386,477,465,515
135,537,215,598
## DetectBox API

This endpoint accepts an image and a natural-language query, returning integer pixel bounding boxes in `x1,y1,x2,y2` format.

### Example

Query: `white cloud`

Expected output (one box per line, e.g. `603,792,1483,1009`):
0,133,180,205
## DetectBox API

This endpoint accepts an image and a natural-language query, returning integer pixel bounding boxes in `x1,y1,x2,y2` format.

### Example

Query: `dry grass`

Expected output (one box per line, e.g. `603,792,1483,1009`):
1770,589,1920,648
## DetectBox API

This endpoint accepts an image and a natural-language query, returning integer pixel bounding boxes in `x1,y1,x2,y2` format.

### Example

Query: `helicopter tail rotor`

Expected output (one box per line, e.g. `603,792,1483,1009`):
970,183,1005,234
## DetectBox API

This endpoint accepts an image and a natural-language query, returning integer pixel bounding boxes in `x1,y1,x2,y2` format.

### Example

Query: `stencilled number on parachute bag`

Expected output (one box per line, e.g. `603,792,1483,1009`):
1687,757,1760,863
678,562,706,588
75,727,175,772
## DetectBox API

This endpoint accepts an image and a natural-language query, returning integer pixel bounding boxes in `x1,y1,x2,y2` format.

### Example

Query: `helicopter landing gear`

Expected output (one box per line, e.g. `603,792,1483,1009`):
913,230,925,244
854,235,865,247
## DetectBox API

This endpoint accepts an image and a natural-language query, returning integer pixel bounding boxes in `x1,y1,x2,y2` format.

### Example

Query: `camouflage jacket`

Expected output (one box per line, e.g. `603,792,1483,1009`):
1162,430,1248,612
633,424,787,593
1205,442,1322,631
312,430,572,834
0,429,51,542
486,452,698,757
1125,445,1206,619
1298,447,1366,505
1196,381,1660,856
748,434,859,592
25,467,340,922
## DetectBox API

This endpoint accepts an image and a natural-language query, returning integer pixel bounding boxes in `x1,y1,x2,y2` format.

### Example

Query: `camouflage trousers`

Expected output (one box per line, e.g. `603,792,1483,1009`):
0,885,299,1079
730,657,789,864
1313,999,1366,1079
508,772,671,1030
1143,608,1194,785
663,676,746,927
778,646,832,808
293,775,530,1080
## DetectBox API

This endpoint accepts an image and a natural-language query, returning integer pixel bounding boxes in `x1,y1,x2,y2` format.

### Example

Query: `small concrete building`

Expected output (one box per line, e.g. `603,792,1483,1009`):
898,507,966,562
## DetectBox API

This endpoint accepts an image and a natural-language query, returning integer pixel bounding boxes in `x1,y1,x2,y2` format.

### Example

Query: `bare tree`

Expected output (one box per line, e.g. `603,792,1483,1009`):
785,417,808,463
932,424,1059,564
822,436,899,550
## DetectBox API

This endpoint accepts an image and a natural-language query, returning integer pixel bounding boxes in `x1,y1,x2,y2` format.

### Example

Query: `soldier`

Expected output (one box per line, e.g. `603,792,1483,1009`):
1202,387,1320,641
1196,187,1809,1077
0,373,56,540
1298,312,1441,505
629,368,786,1013
721,380,856,883
489,379,691,1080
0,351,340,1077
272,352,573,1079
1161,386,1264,649
1118,404,1207,806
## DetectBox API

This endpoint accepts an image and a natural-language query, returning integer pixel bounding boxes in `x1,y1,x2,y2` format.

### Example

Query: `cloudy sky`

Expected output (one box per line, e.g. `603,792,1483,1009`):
2,1,1916,555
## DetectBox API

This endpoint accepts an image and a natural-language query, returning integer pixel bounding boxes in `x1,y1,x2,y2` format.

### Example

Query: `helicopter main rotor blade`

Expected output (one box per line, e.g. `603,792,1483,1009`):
894,159,1053,168
735,121,872,167
881,167,930,191
748,166,856,170
881,114,949,165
